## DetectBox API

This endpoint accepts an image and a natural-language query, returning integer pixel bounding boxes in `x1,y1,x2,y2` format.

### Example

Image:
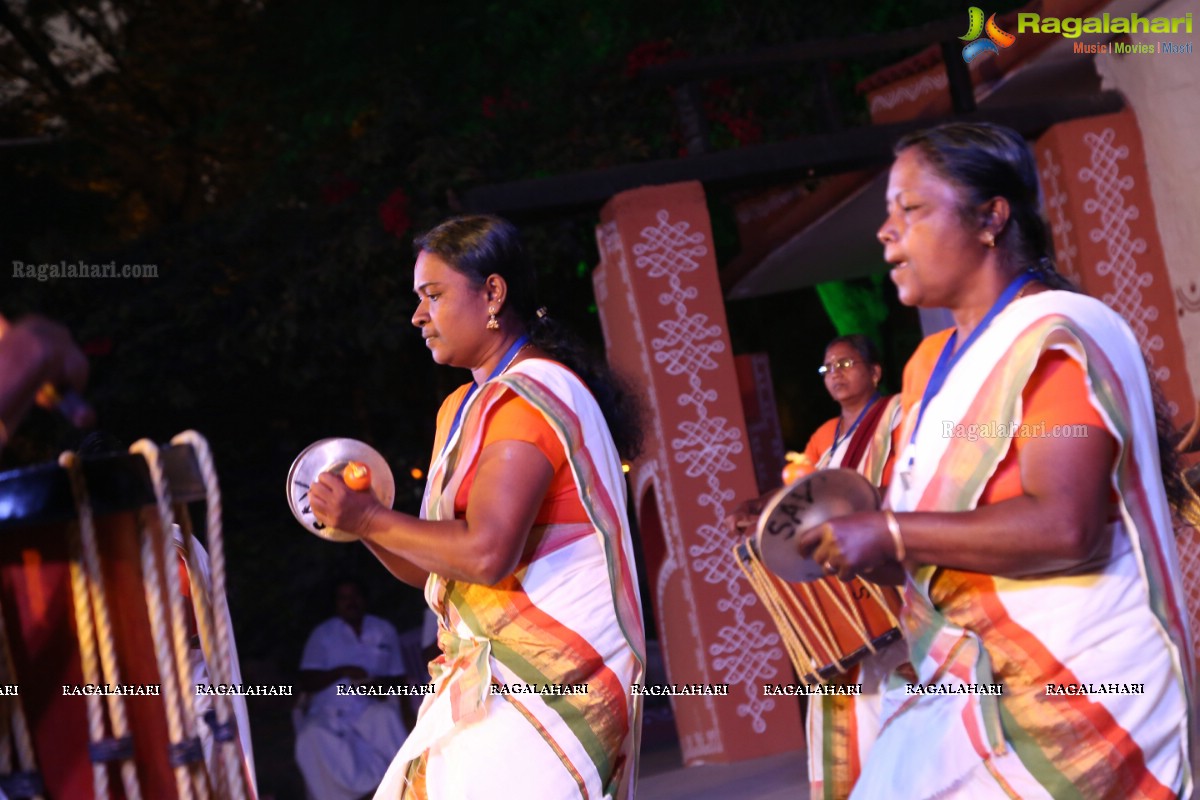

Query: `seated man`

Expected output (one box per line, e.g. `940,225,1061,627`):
295,578,409,800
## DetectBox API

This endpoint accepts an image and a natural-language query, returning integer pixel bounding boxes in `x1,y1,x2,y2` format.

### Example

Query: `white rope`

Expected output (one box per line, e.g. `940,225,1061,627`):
0,677,10,775
734,540,900,686
129,439,205,800
0,590,43,800
172,430,249,800
171,521,229,795
60,453,112,800
734,541,824,682
61,451,142,800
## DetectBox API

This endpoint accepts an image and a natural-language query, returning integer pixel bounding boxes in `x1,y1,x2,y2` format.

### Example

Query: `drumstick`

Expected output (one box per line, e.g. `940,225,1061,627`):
0,314,96,429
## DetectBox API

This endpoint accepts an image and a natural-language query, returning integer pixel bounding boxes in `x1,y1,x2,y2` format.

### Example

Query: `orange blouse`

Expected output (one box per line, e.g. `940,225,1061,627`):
803,417,840,466
445,389,590,525
901,331,1113,504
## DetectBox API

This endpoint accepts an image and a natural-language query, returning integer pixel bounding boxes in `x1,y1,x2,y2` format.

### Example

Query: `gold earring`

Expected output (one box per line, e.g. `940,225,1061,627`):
487,307,500,331
983,232,996,249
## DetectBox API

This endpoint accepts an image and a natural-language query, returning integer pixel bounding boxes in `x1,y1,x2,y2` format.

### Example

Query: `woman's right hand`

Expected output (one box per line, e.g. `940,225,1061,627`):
308,471,382,536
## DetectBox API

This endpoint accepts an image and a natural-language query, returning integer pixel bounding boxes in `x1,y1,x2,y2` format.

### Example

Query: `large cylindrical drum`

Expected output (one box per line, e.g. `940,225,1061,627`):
0,449,204,799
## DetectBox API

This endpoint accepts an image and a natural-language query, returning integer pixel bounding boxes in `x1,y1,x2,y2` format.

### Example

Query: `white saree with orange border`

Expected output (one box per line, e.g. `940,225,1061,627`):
853,291,1194,799
373,359,645,800
805,394,909,800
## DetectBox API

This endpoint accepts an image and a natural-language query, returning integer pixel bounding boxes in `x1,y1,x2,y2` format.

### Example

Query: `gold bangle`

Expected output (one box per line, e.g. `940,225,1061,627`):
885,510,906,562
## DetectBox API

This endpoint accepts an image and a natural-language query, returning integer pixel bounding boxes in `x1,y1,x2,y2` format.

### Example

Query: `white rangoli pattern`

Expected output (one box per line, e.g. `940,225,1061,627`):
1078,129,1171,396
868,71,948,116
633,209,786,734
1039,148,1078,282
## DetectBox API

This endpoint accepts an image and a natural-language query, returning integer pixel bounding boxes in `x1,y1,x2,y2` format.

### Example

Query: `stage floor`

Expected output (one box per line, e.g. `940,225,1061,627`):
639,742,809,800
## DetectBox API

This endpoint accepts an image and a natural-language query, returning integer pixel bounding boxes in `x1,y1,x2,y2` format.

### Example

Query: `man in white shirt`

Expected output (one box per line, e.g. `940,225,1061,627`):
295,578,408,800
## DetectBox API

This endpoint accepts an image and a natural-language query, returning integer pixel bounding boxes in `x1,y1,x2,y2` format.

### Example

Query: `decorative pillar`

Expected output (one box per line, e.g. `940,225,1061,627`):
735,353,787,496
1093,0,1200,403
1035,109,1194,424
593,181,804,764
1035,109,1199,674
1084,0,1200,685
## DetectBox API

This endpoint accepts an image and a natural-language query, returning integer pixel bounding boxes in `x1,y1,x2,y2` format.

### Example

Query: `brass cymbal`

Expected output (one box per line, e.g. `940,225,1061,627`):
286,438,395,542
754,468,880,582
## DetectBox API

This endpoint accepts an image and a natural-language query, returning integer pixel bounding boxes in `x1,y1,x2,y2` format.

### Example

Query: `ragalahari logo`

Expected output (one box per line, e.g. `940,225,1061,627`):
961,7,1017,63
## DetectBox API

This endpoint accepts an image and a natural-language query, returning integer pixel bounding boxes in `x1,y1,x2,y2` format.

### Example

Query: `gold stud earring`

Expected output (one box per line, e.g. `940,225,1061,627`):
486,307,500,331
983,231,996,249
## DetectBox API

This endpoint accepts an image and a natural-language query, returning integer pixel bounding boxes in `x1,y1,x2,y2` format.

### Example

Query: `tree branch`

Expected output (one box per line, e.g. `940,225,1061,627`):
0,3,74,96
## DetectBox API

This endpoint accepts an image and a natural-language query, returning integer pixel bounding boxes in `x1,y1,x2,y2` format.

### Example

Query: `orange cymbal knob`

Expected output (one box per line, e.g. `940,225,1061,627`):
781,451,816,485
343,461,372,491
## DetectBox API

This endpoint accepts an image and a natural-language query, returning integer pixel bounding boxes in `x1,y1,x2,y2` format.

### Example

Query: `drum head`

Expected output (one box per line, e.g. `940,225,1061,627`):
754,468,880,582
286,438,395,542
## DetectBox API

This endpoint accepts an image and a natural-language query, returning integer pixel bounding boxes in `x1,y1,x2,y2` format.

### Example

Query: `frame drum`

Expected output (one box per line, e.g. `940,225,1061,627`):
736,539,903,684
736,469,903,684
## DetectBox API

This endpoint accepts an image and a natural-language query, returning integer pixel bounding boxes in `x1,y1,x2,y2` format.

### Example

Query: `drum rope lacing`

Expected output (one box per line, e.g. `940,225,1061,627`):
0,579,43,800
131,438,209,800
1,433,253,800
61,451,143,800
734,541,901,684
171,430,249,800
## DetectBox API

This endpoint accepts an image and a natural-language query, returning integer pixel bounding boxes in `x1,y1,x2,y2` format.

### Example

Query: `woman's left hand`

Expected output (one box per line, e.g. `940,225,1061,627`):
308,471,382,537
797,511,898,581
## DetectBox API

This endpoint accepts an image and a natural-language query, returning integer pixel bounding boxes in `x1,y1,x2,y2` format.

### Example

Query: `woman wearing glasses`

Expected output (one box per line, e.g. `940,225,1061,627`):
796,335,902,485
796,334,904,800
730,333,903,799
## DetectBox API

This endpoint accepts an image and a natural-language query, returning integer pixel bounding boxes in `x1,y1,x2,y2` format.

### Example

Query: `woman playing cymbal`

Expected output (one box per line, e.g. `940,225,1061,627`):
309,215,645,799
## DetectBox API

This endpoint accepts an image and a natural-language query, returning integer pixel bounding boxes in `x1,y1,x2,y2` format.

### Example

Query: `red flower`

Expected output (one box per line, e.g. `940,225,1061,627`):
724,113,762,146
378,188,410,238
624,40,687,78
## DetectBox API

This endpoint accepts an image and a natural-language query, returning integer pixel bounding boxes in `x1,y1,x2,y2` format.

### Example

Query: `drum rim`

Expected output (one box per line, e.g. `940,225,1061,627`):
0,445,206,531
799,626,903,685
754,468,880,583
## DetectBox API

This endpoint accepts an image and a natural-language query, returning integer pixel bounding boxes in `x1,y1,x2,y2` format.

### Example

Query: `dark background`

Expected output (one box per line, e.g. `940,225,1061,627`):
0,0,1019,793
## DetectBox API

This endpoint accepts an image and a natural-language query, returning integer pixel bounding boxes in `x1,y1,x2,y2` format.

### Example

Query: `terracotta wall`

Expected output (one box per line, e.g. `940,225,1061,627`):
1036,109,1194,425
593,181,804,764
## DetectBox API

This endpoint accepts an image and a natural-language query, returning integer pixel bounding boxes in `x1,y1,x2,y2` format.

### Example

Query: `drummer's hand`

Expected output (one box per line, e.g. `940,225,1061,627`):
308,471,381,536
0,314,89,396
797,511,897,582
722,494,767,536
0,314,93,427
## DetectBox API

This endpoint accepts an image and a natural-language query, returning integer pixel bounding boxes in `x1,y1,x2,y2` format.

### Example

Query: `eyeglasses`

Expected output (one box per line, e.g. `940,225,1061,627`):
818,358,857,376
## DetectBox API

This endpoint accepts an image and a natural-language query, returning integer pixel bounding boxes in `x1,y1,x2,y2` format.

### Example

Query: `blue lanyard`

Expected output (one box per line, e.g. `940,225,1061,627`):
441,335,529,456
832,391,880,454
909,272,1035,447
